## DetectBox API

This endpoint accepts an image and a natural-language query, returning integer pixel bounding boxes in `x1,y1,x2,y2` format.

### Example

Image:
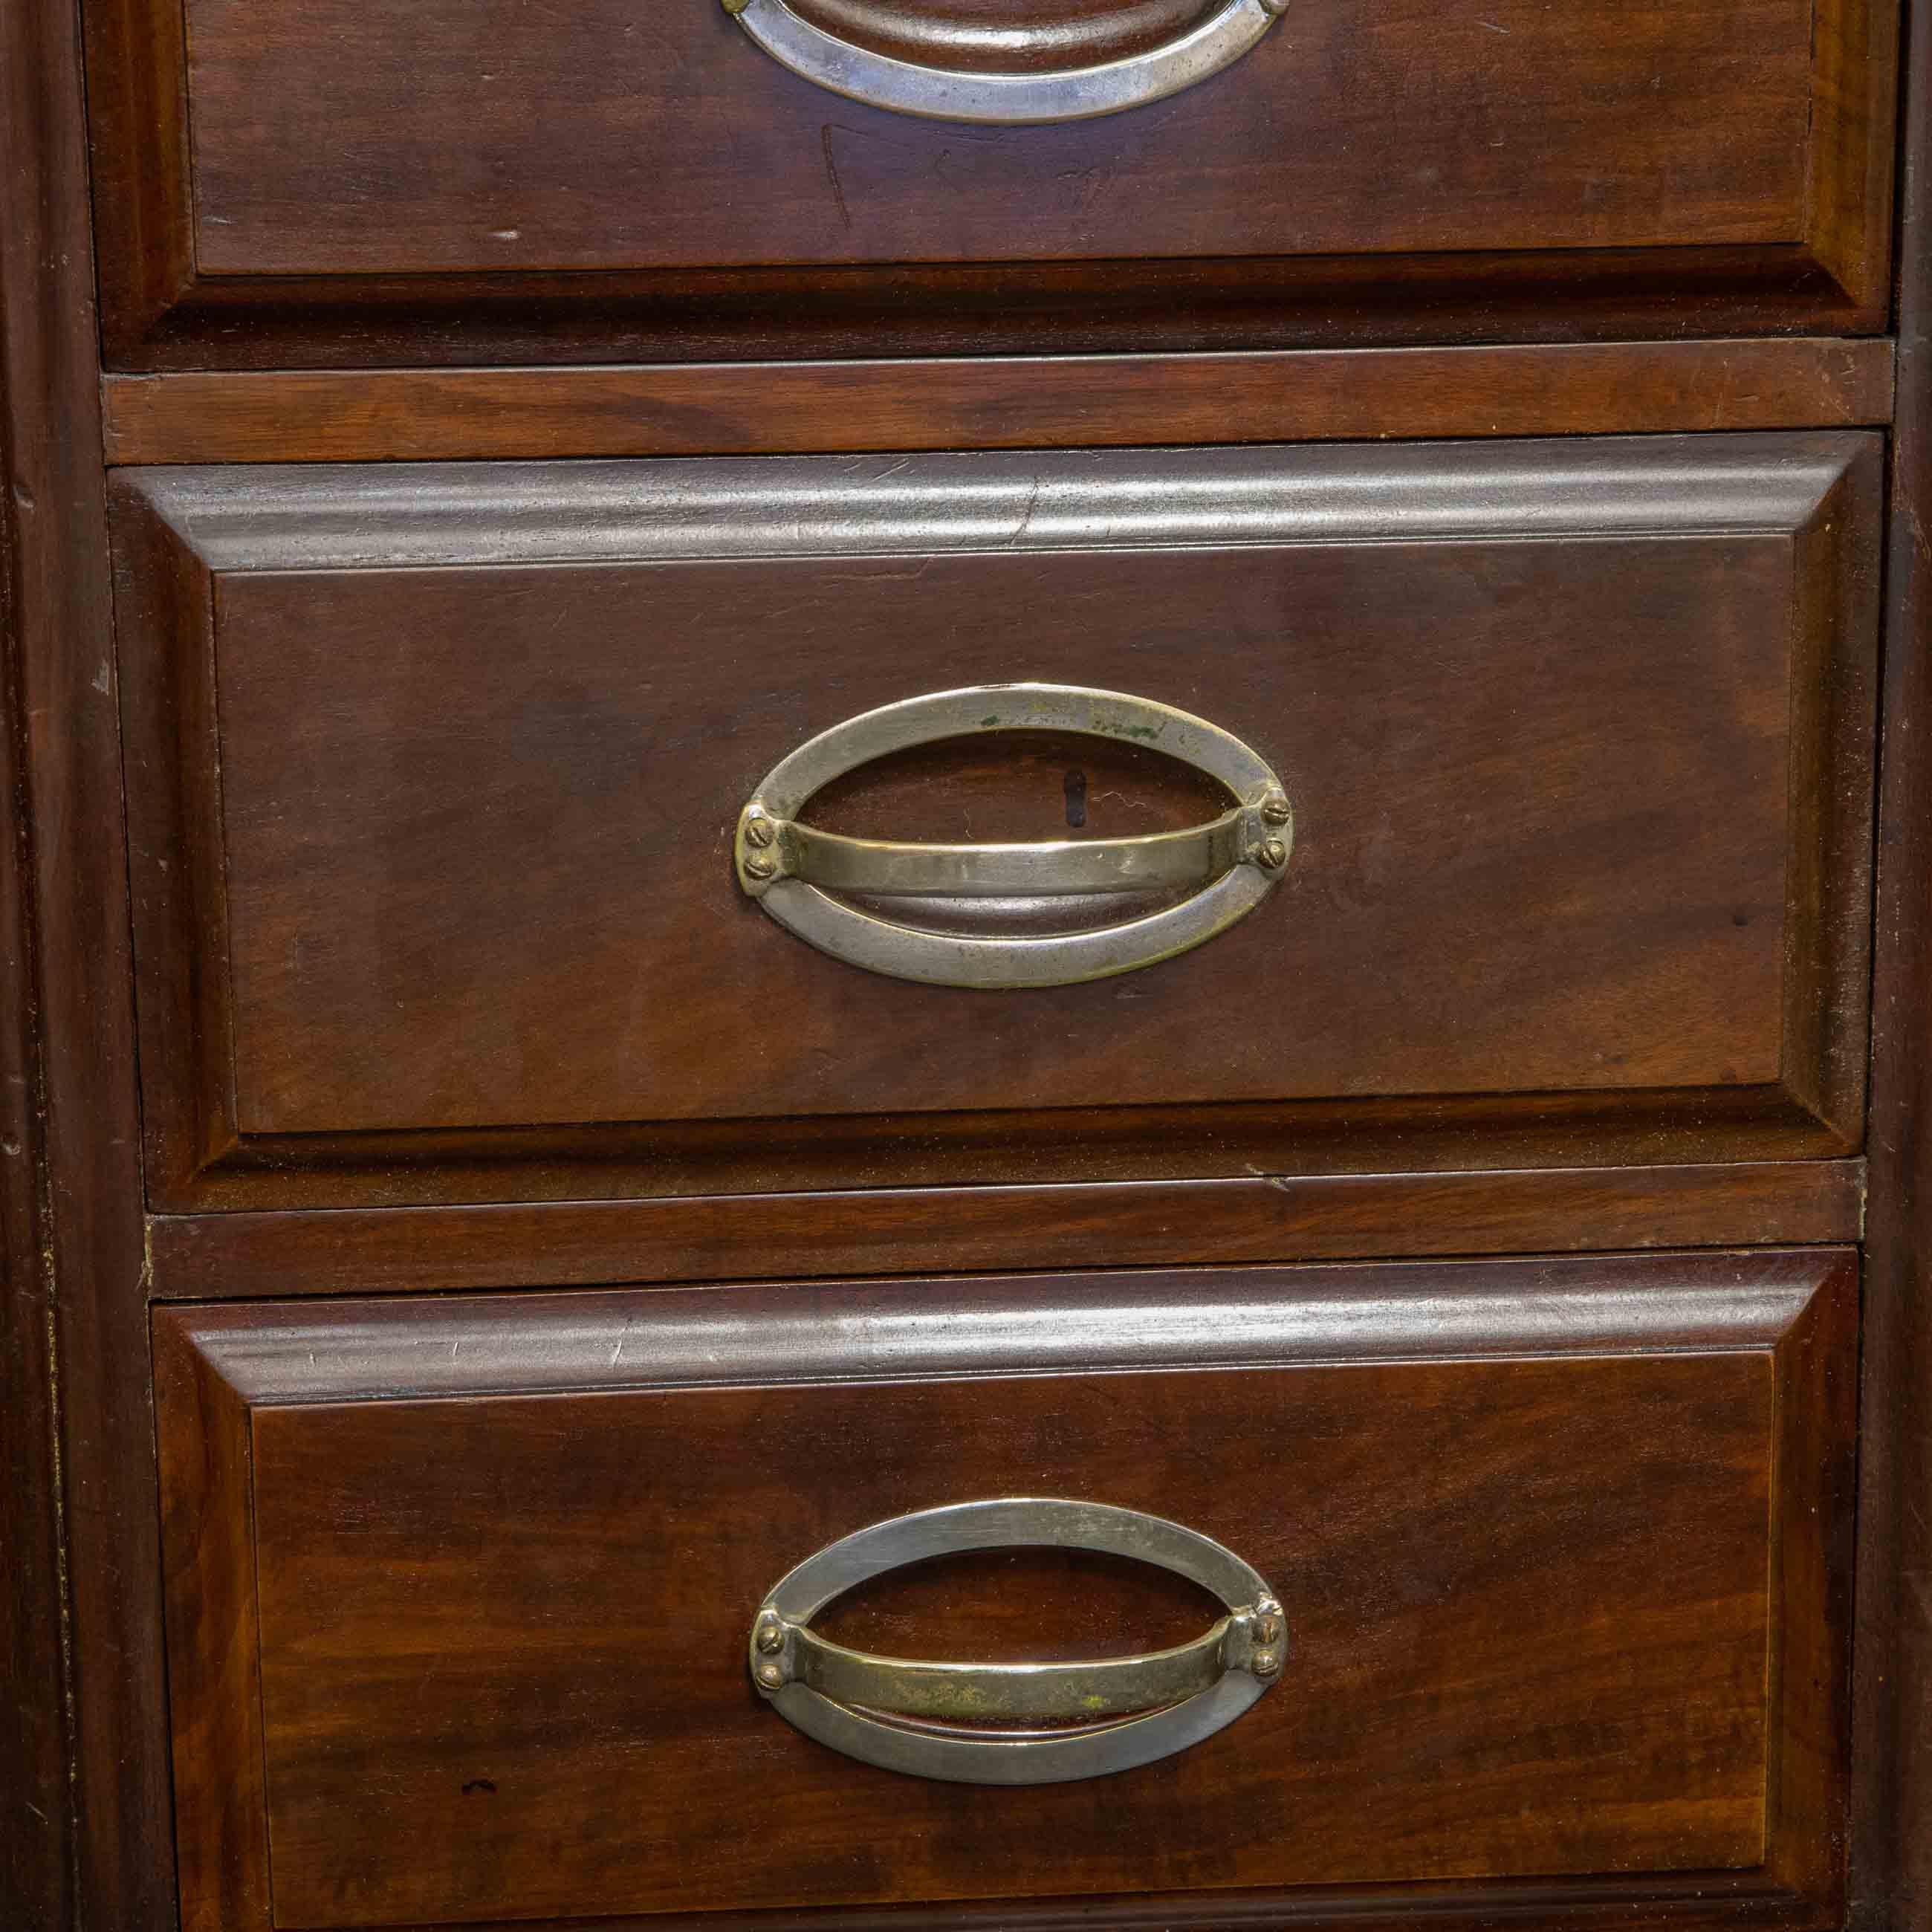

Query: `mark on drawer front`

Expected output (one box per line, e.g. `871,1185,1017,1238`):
1064,768,1088,828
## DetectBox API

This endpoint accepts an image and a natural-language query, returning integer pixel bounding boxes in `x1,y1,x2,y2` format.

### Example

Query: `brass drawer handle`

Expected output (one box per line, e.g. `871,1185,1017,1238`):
721,0,1288,126
734,683,1293,990
749,1498,1286,1785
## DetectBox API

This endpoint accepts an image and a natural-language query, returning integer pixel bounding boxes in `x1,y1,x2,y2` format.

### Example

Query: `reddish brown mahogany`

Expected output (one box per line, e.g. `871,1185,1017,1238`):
79,0,1898,365
97,340,1898,465
110,436,1880,1213
1,0,1929,1923
153,1253,1855,1932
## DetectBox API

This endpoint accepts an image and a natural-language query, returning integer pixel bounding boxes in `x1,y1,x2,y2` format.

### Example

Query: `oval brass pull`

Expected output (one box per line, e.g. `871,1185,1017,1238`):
734,684,1293,989
748,1499,1286,1785
721,0,1288,126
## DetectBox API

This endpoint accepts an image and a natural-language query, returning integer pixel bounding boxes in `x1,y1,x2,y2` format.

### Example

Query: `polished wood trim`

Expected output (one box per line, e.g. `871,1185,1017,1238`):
1763,1257,1859,1912
1851,0,1932,1917
0,0,170,1924
1803,0,1902,311
100,339,1896,465
165,1250,1843,1407
150,1311,269,1932
143,1160,1865,1301
114,432,1884,566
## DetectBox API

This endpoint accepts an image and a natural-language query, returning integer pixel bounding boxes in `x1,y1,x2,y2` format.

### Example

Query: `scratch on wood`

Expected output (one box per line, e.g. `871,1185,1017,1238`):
820,126,852,229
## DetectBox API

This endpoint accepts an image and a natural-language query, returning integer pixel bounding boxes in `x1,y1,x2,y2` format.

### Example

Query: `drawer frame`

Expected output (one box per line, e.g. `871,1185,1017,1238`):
153,1250,1855,1932
108,435,1882,1215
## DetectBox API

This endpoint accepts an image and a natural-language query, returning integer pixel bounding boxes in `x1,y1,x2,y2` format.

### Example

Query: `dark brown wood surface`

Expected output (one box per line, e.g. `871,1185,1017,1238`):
0,0,76,1910
153,1251,1854,1932
112,436,1880,1211
189,0,1833,274
80,0,1896,366
1851,0,1932,1919
143,1159,1867,1300
0,0,170,1924
0,0,1918,1925
97,339,1899,467
213,542,1803,1124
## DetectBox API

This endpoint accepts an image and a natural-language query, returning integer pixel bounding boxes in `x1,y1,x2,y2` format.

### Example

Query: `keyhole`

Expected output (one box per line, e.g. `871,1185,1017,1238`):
1063,768,1088,829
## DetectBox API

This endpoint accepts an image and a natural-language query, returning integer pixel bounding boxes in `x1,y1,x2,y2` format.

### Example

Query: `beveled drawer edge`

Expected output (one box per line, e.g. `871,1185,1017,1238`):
160,1248,1845,1409
114,430,1880,571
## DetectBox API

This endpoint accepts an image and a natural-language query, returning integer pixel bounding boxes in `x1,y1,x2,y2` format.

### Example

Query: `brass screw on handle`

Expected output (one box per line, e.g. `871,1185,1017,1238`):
743,817,777,849
756,1620,787,1654
743,855,778,882
1260,794,1292,827
1257,838,1289,871
756,1662,785,1690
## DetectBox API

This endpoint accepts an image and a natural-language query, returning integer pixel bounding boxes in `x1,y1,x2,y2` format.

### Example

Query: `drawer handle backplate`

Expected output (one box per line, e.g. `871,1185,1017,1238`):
749,1498,1286,1785
721,0,1288,126
734,683,1294,989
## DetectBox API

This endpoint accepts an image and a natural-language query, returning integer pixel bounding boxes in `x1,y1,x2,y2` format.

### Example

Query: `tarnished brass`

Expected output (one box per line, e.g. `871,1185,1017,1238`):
748,1497,1286,1784
722,0,1288,126
734,684,1294,990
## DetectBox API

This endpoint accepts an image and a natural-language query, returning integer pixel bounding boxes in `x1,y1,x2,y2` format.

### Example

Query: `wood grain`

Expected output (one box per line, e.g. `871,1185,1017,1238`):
79,0,1896,365
142,1159,1867,1301
99,339,1897,465
151,1312,270,1932
180,0,1821,276
0,0,170,1922
266,1372,1780,1921
0,0,76,1908
1802,0,1899,305
111,437,1881,1212
153,1251,1854,1931
1851,0,1932,1917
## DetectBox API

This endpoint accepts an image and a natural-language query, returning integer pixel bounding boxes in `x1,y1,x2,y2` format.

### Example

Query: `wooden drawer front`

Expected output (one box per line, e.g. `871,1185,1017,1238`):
113,435,1879,1210
85,0,1894,361
155,1251,1853,1931
169,0,1834,276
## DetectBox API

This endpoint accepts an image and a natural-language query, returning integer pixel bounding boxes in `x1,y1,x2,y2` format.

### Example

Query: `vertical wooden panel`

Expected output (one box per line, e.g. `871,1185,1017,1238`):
0,90,74,1925
1851,0,1932,1916
0,0,172,1923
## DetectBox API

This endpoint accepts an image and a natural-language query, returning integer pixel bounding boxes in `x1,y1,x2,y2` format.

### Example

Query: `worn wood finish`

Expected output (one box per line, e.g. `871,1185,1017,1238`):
152,1251,1855,1932
142,1159,1867,1300
80,0,1896,366
0,0,74,1907
190,3,1828,273
98,339,1899,465
0,0,170,1924
111,436,1881,1213
1850,1,1932,1922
